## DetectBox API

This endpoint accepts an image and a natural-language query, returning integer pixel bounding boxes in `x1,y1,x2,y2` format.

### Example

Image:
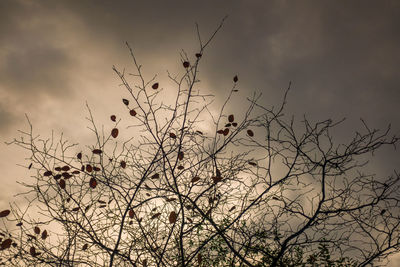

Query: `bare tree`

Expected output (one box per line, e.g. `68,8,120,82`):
1,21,400,267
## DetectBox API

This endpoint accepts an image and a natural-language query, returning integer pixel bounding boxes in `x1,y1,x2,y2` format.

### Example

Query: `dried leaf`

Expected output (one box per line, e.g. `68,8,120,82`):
196,130,203,135
191,176,200,183
183,61,190,68
228,114,234,122
92,149,102,154
82,244,88,251
28,163,32,169
62,172,72,179
151,213,161,220
61,166,70,171
111,128,119,138
129,109,137,116
1,239,12,250
177,165,184,170
120,161,126,169
169,132,176,139
152,83,159,89
225,123,231,127
166,198,176,202
41,230,48,240
233,75,238,83
169,211,177,224
55,167,62,171
151,173,160,179
178,151,184,160
43,170,52,177
0,210,10,218
16,222,23,227
54,174,62,180
232,122,238,127
223,128,229,136
34,226,40,235
86,165,93,172
72,170,80,174
30,246,36,257
129,209,134,219
229,206,236,212
89,178,97,189
110,115,116,122
93,166,101,171
248,161,257,166
195,53,202,58
59,179,66,189
217,129,224,134
122,98,129,105
77,152,82,160
247,129,254,137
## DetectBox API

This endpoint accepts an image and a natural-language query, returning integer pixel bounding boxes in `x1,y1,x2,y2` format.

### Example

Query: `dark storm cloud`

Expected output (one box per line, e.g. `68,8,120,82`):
0,0,398,134
1,0,399,104
0,0,398,150
60,0,234,42
199,1,400,124
0,0,75,98
275,1,400,119
60,0,398,128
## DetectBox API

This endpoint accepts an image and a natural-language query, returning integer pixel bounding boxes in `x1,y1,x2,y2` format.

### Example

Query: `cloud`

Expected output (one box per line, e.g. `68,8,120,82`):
0,0,398,139
0,0,83,102
0,102,16,134
0,45,73,97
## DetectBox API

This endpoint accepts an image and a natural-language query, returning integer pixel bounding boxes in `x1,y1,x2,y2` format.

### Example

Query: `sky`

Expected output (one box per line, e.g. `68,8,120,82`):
1,0,400,264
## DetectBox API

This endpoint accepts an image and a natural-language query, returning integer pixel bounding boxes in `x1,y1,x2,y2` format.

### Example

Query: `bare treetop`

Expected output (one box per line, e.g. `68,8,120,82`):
1,21,400,267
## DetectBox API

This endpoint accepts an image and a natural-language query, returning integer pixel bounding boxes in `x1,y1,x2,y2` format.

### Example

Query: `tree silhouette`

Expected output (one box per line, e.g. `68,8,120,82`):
1,21,400,266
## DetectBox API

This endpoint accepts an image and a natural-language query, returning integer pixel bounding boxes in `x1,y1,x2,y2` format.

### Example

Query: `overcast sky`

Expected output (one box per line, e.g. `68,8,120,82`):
1,0,400,264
